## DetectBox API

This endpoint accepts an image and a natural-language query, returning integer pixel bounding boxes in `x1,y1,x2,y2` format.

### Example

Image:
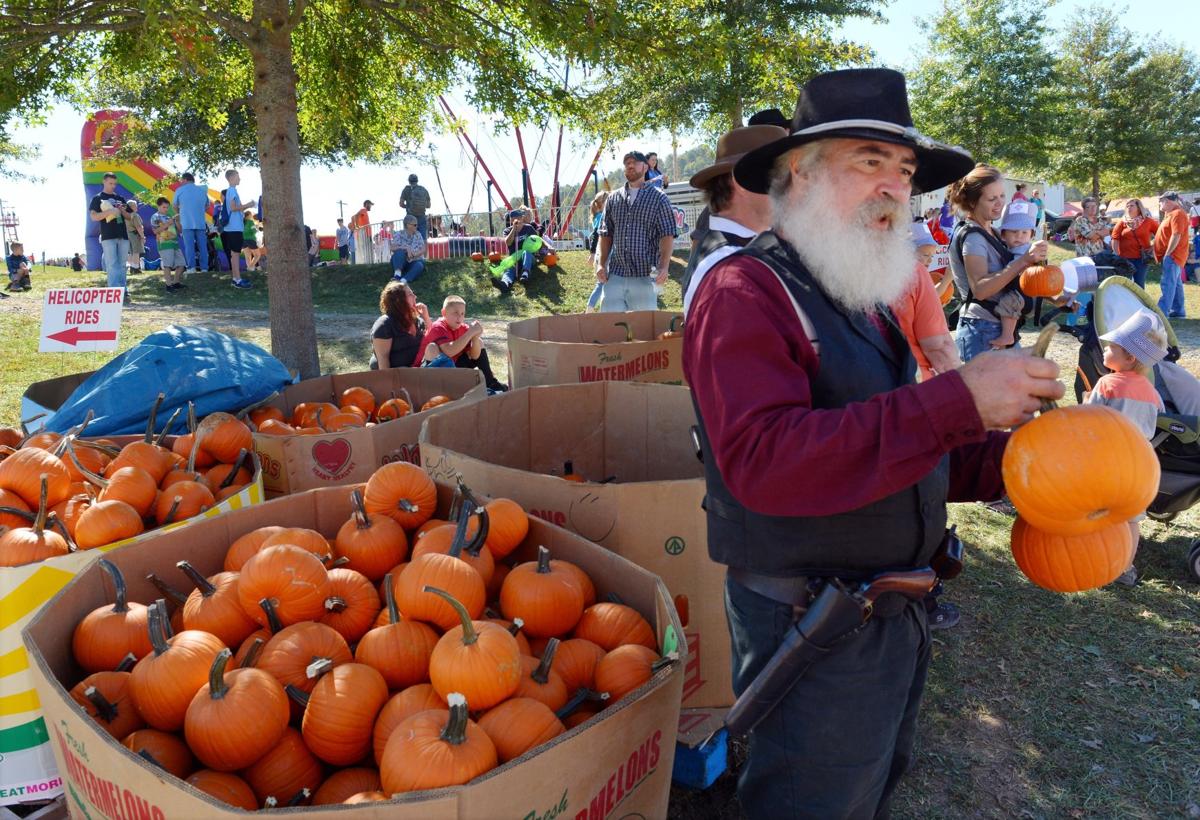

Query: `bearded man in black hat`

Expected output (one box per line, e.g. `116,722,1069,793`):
683,69,1064,818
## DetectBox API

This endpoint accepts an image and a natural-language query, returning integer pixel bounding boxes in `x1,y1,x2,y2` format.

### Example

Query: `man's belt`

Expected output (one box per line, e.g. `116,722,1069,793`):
727,567,911,618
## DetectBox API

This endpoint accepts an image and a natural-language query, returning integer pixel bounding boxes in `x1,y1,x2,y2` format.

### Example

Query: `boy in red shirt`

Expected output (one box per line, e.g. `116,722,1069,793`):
415,295,508,392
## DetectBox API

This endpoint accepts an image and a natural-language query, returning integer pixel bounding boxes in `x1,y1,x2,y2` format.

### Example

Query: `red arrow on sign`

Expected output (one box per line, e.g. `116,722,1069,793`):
46,327,118,347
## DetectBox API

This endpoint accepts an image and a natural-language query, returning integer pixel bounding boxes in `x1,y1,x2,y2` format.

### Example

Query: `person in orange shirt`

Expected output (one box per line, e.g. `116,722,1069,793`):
1154,192,1189,318
893,221,961,382
350,199,373,264
1110,198,1158,289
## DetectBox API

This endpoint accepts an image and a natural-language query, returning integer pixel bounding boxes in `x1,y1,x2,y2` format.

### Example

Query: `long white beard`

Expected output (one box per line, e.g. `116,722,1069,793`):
775,171,917,313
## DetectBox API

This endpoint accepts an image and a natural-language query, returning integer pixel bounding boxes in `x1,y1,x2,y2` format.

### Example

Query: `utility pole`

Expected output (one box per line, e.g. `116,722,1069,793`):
336,200,348,220
671,130,679,183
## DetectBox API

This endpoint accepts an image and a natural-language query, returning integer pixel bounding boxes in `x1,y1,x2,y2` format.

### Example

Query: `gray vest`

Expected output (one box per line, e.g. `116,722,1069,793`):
692,231,949,579
682,222,751,300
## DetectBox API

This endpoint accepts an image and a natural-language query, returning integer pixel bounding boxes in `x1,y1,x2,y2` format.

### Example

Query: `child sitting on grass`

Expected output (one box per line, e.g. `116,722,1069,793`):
416,294,508,393
1085,309,1168,587
5,241,31,293
993,200,1039,349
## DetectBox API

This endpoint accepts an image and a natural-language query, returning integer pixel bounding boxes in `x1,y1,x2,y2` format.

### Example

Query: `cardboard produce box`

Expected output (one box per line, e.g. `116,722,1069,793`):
0,456,264,807
507,310,685,388
420,381,732,711
22,482,686,819
251,368,486,496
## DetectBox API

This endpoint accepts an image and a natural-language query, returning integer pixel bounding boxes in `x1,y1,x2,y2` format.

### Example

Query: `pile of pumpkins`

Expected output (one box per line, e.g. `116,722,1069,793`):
0,396,257,567
1003,404,1159,592
67,463,669,809
247,386,454,437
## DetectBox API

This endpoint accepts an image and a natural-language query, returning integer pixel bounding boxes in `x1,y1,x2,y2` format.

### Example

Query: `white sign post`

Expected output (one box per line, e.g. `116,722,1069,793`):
39,287,124,353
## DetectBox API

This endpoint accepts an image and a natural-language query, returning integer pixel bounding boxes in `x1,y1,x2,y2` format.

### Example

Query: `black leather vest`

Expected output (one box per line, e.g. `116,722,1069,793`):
693,231,949,579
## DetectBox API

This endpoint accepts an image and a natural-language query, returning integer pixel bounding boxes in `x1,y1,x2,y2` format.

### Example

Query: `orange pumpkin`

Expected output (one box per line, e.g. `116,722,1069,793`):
260,526,330,559
177,562,260,647
319,567,382,643
355,573,439,690
248,405,286,428
594,644,660,701
420,395,452,412
375,390,413,423
512,639,569,711
129,602,227,731
154,480,215,525
339,387,377,419
379,693,498,793
186,770,259,810
364,461,436,530
0,488,31,531
470,252,484,262
658,315,684,340
1019,264,1065,298
0,476,71,567
223,526,286,572
425,586,521,710
334,488,409,581
477,697,565,763
70,668,145,739
184,649,290,771
544,252,559,267
1001,405,1159,536
237,545,331,627
299,661,389,766
0,447,72,508
1010,516,1135,592
395,553,487,631
372,684,448,765
257,621,352,697
122,728,195,778
196,412,254,464
312,768,383,806
241,727,322,806
500,546,586,638
573,602,657,651
481,498,529,559
550,638,606,694
488,252,504,264
72,560,155,673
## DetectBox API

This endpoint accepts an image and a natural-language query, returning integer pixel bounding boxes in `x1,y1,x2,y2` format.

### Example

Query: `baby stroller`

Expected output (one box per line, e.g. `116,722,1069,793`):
1043,261,1200,581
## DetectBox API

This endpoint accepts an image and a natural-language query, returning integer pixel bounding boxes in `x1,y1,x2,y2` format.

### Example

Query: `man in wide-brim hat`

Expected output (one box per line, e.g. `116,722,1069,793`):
681,123,786,315
683,69,1064,817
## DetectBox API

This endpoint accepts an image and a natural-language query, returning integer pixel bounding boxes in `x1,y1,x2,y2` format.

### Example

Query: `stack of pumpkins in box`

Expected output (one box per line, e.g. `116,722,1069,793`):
248,386,453,437
67,463,670,809
0,397,256,567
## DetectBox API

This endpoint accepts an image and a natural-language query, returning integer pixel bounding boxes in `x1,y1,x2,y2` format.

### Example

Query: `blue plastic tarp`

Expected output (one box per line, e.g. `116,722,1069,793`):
45,325,295,435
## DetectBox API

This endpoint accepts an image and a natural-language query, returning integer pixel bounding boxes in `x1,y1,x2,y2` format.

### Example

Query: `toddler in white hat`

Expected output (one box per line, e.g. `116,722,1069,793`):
991,200,1040,349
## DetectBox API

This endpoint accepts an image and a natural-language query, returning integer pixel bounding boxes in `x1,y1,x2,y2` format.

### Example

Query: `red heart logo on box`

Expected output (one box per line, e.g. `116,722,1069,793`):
311,438,352,476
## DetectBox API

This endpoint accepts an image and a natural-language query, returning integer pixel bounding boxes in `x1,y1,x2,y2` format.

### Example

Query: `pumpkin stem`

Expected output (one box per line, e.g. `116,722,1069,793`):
396,498,418,514
32,475,49,535
350,488,370,529
284,684,310,710
47,512,78,552
115,652,137,673
422,585,477,645
146,573,188,608
439,693,470,746
314,406,326,431
83,685,120,723
66,444,109,489
208,648,233,700
383,574,400,625
147,601,171,656
53,411,94,458
98,559,131,613
186,401,197,435
327,556,350,568
155,406,181,446
0,507,34,523
555,687,610,720
219,449,250,490
463,507,489,558
176,561,216,597
535,545,553,575
19,411,47,437
286,788,311,807
324,596,348,613
531,638,560,685
507,618,524,638
305,657,333,680
239,637,265,669
75,439,121,458
258,598,285,633
143,393,165,445
563,460,575,478
185,434,200,474
235,391,280,421
398,387,414,416
138,749,163,769
161,496,182,525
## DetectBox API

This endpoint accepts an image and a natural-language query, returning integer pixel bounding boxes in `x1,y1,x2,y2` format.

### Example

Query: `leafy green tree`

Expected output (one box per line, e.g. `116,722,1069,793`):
907,0,1057,172
0,0,661,376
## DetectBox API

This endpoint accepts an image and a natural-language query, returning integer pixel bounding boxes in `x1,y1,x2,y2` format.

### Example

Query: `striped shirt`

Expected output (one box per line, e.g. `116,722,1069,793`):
1085,370,1163,438
600,183,678,278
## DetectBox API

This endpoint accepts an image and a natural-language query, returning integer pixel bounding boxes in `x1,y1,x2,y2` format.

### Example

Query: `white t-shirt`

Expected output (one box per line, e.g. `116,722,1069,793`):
683,216,758,317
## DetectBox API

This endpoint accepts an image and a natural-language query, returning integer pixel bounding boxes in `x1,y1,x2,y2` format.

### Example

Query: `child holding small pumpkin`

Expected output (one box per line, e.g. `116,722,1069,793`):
992,201,1040,349
1085,309,1168,586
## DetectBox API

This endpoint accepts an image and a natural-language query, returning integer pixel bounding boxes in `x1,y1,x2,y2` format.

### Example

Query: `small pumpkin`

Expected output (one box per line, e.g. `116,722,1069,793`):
513,639,569,711
470,251,484,262
544,252,559,267
122,728,195,779
319,566,382,643
177,561,260,647
355,573,439,690
129,602,227,731
573,602,657,651
480,498,529,559
312,768,383,806
1019,264,1065,298
106,395,176,482
420,395,453,412
186,770,259,810
69,665,145,739
184,649,289,771
72,560,154,673
379,693,498,793
248,405,286,428
154,480,215,526
0,447,72,509
237,545,331,627
395,552,487,631
658,315,684,340
594,644,662,701
241,727,323,806
223,526,286,572
477,697,565,763
501,546,586,638
0,476,71,567
373,684,448,765
333,488,408,581
0,488,31,531
550,638,606,694
340,386,378,418
1010,516,1135,592
196,412,254,464
375,389,413,423
1001,405,1159,536
488,251,504,264
257,619,352,697
425,586,522,710
363,461,436,530
173,403,217,469
297,661,389,766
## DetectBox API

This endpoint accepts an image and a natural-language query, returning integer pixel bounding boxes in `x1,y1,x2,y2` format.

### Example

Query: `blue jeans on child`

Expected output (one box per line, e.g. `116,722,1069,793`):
1159,257,1186,318
390,252,425,283
599,274,657,312
101,238,129,290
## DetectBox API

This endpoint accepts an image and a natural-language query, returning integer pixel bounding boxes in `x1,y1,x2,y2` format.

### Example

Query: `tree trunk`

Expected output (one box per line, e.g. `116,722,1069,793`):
1091,167,1100,200
247,3,320,379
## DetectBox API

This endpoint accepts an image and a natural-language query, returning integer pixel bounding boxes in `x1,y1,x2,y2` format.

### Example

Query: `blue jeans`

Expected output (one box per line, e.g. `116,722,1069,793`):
422,353,456,368
955,316,1004,362
599,274,657,312
725,577,930,818
1128,257,1148,289
415,215,428,240
1159,257,1186,317
499,252,535,288
587,281,604,310
179,228,208,272
101,238,129,289
390,252,425,283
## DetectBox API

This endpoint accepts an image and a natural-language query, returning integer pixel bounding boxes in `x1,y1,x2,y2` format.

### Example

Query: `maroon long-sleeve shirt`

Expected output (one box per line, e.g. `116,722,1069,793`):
683,255,1010,517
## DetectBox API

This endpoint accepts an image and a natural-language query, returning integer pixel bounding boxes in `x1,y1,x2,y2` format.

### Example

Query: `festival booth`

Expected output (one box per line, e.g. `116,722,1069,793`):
419,381,731,769
22,480,685,818
507,311,685,388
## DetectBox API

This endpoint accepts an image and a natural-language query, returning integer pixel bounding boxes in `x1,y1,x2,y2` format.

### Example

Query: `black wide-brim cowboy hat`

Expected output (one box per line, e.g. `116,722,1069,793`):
733,68,975,195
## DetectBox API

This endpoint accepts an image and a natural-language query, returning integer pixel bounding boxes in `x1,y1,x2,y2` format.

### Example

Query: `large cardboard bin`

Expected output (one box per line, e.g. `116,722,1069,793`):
507,311,685,388
22,482,685,819
0,457,264,807
252,368,486,495
420,381,732,713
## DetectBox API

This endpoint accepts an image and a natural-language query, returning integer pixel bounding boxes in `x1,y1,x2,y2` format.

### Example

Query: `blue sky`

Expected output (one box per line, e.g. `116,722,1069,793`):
0,0,1188,257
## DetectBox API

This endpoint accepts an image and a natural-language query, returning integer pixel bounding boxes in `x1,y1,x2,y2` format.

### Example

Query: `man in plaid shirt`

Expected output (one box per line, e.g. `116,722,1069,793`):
596,151,678,311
